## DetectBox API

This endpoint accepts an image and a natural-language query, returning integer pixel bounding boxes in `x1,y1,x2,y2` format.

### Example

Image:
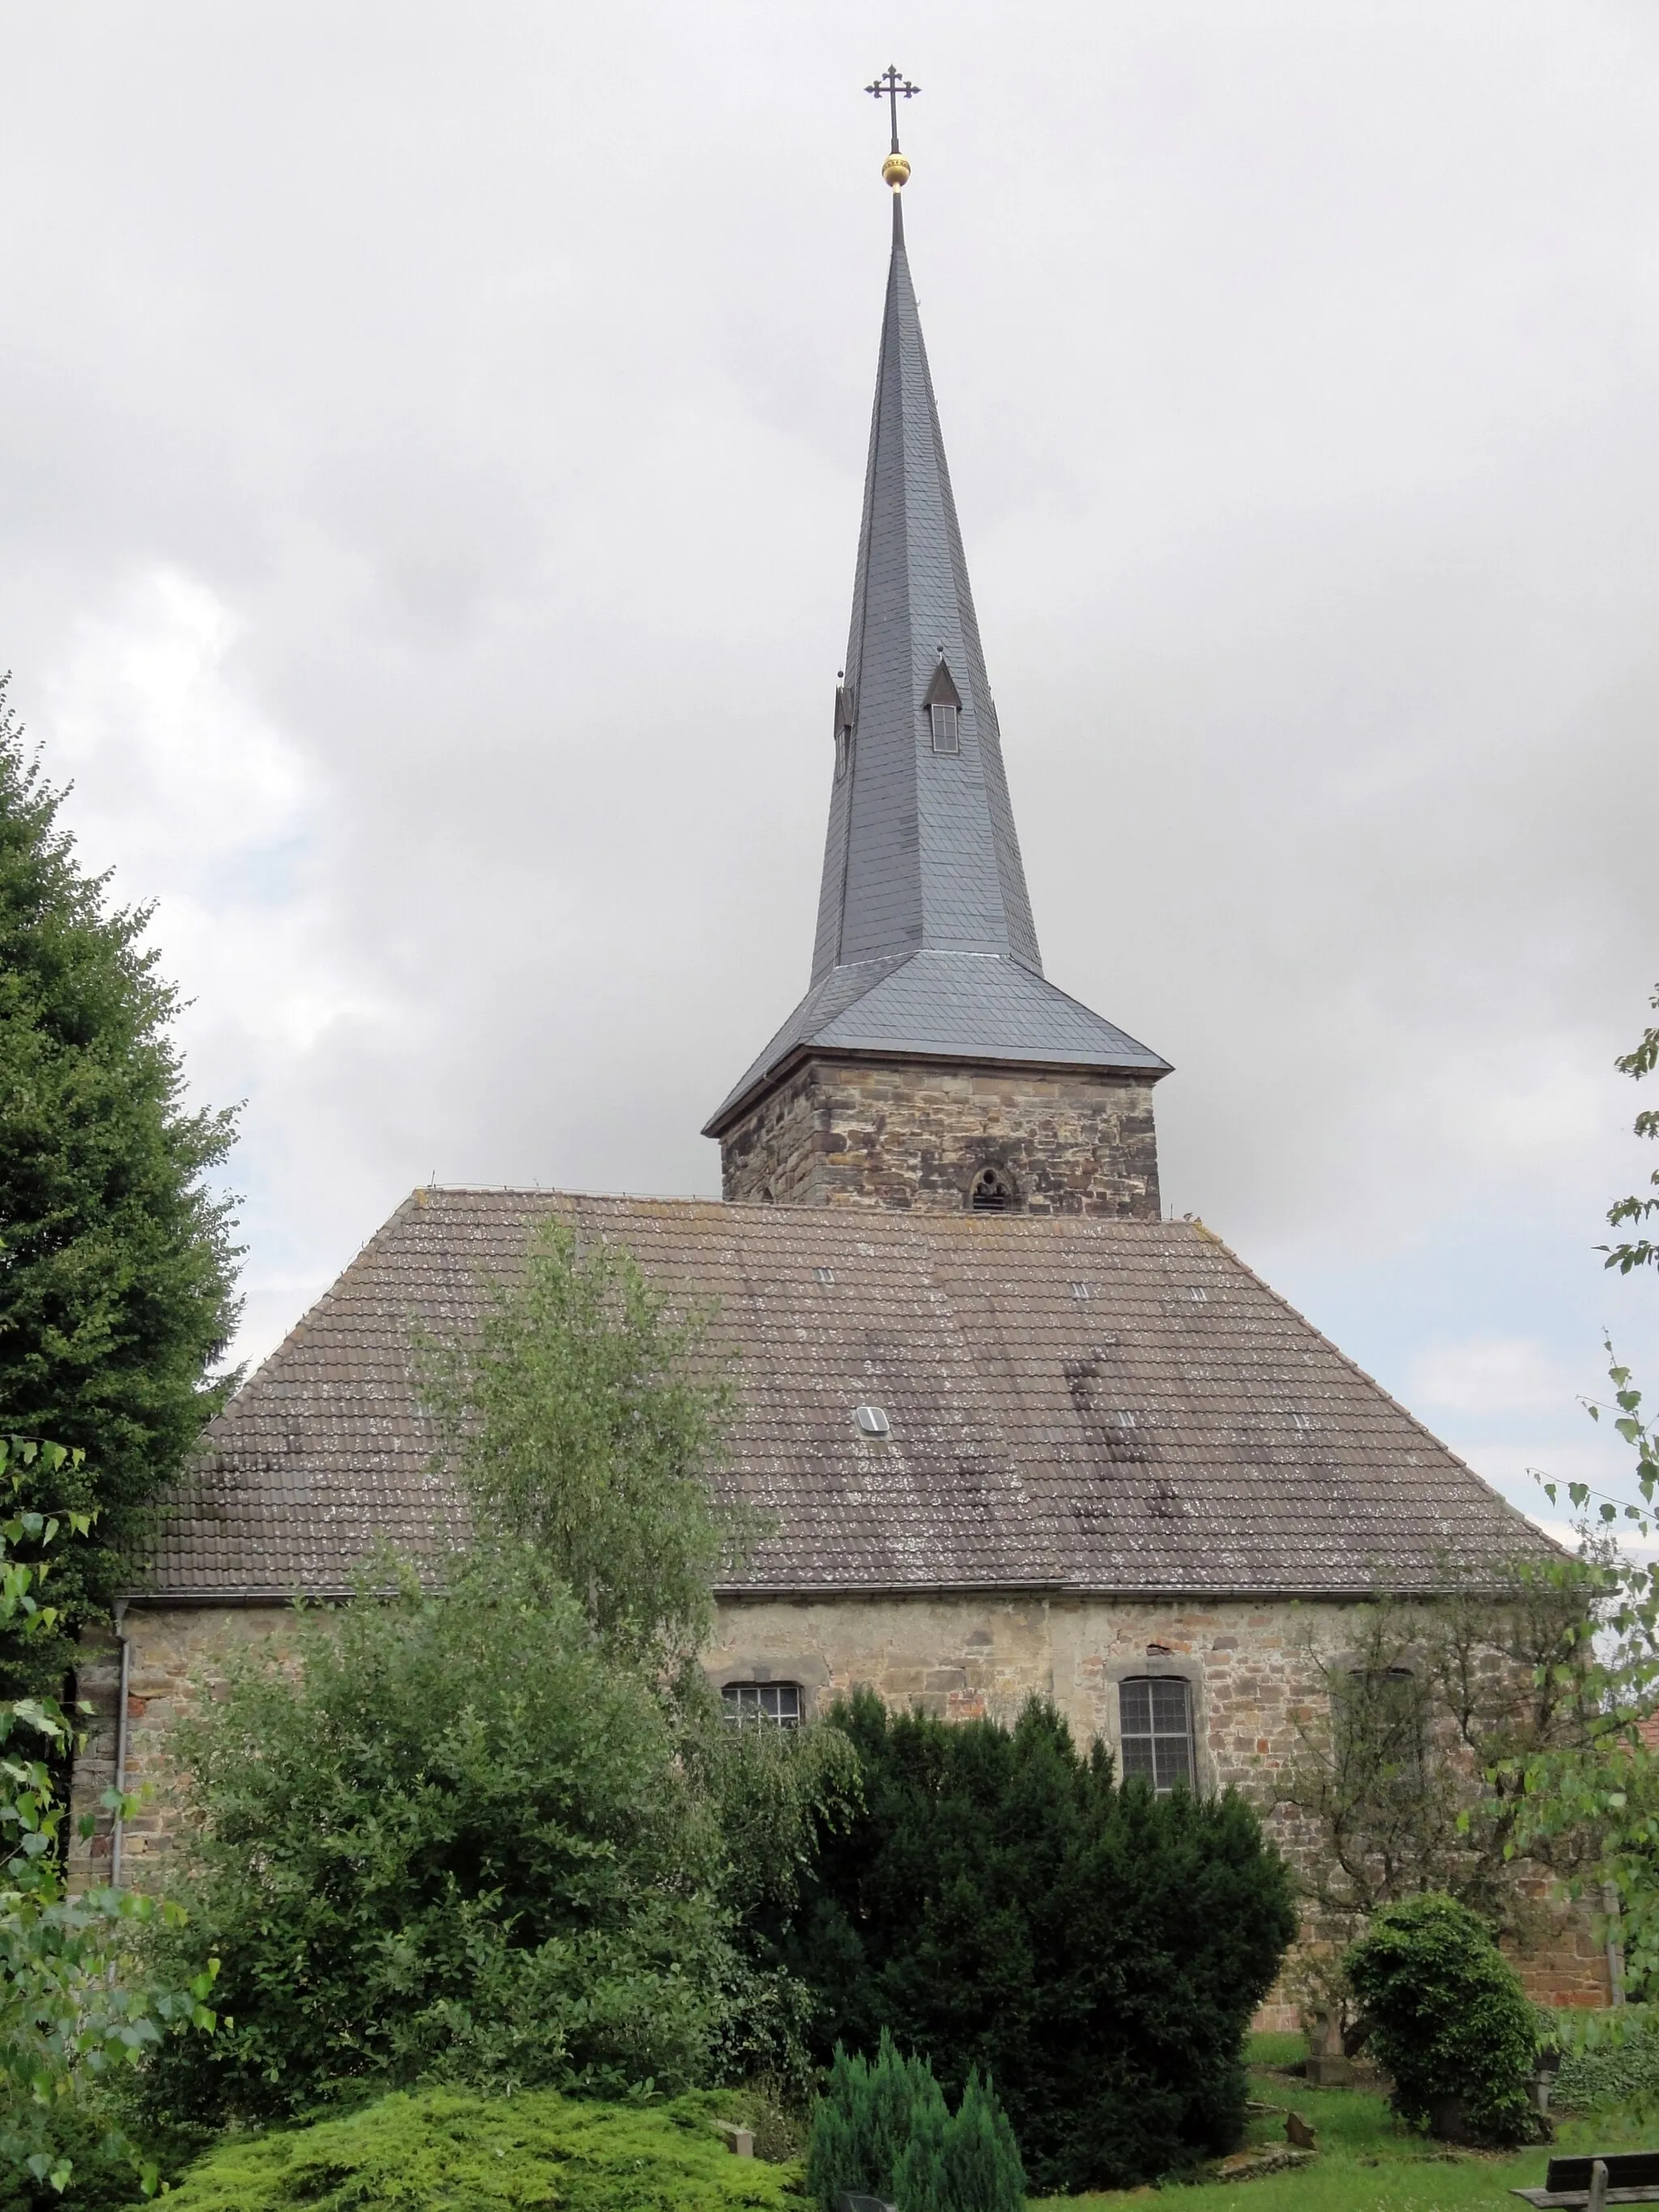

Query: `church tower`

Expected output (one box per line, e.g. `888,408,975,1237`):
706,87,1170,1216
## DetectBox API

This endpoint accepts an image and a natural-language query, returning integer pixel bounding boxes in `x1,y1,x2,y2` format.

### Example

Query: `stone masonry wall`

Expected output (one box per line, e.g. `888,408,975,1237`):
719,1055,1162,1217
72,1591,1610,2018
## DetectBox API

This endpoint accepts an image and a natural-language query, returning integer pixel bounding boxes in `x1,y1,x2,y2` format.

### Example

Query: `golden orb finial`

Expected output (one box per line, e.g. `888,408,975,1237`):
866,66,920,190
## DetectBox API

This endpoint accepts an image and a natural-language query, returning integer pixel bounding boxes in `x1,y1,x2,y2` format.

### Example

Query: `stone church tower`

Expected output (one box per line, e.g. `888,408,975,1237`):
705,173,1168,1219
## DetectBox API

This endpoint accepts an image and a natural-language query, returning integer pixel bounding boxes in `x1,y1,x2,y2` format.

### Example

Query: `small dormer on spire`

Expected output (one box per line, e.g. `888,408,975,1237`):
923,650,962,755
833,671,856,782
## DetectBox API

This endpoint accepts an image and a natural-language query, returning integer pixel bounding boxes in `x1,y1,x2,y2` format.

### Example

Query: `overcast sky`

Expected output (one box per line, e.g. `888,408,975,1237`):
4,1,1657,1534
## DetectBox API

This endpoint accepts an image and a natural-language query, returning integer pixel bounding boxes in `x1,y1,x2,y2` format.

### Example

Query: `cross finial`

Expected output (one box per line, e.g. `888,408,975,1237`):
866,63,920,159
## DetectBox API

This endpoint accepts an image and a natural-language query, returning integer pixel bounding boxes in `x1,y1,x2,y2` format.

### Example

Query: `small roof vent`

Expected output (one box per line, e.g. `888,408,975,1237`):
854,1404,891,1436
816,1266,835,1285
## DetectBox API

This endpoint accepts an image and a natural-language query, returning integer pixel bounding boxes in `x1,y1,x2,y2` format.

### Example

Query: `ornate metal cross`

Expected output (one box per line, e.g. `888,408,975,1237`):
865,64,920,153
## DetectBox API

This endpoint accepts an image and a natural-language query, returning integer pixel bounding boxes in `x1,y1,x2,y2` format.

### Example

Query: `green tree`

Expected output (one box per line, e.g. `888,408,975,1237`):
1501,987,1659,1995
1606,982,1659,1277
1280,1562,1598,1944
135,1545,745,2129
0,1438,217,2197
0,678,239,1678
421,1218,750,1668
780,1692,1296,2196
1346,1893,1537,2146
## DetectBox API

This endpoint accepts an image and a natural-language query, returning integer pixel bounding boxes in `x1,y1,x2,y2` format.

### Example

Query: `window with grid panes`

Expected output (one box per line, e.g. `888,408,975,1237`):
720,1682,803,1728
1118,1677,1195,1792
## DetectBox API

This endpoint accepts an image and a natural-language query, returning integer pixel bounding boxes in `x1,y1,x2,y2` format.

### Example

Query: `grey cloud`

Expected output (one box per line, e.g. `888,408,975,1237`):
2,0,1657,1519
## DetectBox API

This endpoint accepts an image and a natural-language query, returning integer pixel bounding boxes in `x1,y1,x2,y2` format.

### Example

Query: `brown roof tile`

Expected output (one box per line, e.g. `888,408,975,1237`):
145,1189,1549,1602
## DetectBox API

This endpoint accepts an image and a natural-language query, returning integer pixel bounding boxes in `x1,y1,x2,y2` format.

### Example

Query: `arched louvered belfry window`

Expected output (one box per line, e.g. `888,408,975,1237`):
923,651,962,754
968,1164,1017,1213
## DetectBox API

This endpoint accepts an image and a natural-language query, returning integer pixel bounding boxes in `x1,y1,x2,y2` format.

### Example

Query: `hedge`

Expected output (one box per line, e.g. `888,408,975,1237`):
156,2089,804,2211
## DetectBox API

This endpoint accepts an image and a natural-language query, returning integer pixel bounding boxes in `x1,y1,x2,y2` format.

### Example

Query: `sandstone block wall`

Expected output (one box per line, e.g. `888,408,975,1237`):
70,1606,305,1889
719,1055,1162,1217
72,1589,1610,2018
708,1590,1612,2021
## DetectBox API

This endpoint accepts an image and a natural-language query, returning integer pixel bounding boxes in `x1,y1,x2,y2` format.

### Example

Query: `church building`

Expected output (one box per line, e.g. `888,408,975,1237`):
75,103,1609,2010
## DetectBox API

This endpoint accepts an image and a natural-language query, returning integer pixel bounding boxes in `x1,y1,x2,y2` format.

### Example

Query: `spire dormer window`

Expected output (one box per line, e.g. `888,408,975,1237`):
834,675,857,782
923,653,962,755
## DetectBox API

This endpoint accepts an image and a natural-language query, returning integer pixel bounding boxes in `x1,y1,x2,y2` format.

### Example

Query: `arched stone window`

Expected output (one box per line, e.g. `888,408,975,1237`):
967,1164,1017,1213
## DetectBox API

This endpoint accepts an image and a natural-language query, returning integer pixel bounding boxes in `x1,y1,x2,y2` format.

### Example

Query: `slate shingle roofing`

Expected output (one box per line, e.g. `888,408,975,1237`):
706,192,1166,1138
151,1189,1546,1604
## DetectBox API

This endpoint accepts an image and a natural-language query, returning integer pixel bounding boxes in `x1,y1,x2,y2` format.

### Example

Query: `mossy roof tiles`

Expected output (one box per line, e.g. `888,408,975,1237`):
145,1188,1548,1603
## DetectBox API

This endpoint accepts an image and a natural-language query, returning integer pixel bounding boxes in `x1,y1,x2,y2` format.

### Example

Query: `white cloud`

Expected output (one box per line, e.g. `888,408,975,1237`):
1409,1336,1583,1418
0,0,1657,1396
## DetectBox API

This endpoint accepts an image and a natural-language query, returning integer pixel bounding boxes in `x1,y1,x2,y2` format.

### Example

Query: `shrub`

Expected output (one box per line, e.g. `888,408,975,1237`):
806,2032,945,2207
779,1694,1297,2194
0,1453,216,2199
807,2035,1023,2212
1346,1892,1539,2145
1549,2005,1659,2113
136,1548,742,2125
900,2071,1025,2212
154,2087,804,2210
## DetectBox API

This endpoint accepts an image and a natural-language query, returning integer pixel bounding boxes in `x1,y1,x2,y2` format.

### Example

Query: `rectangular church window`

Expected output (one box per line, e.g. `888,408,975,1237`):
722,1681,803,1728
929,702,959,752
1119,1677,1195,1792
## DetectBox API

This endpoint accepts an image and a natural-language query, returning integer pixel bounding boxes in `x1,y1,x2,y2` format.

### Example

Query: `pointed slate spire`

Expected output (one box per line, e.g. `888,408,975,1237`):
808,186,1043,981
706,156,1166,1140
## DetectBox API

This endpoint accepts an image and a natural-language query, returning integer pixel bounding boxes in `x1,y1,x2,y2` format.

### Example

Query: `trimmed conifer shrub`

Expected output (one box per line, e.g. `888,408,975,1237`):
1346,1892,1539,2146
807,2031,945,2209
778,1692,1297,2195
808,2036,1024,2212
911,2071,1025,2212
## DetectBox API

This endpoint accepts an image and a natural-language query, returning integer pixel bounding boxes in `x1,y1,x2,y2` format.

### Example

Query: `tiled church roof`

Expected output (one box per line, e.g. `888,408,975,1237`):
146,1187,1547,1605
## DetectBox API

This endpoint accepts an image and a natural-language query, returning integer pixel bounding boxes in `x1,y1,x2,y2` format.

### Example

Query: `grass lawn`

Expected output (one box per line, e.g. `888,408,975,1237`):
1031,2033,1657,2210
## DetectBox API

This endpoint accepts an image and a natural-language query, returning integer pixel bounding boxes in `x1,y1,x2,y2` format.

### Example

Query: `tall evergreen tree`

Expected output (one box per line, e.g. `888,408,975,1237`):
779,1692,1297,2194
0,676,240,1673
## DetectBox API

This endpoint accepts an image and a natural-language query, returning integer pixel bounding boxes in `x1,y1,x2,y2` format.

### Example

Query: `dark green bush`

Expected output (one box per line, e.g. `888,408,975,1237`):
806,2034,1022,2212
1346,1892,1539,2145
154,2088,804,2210
776,1693,1297,2195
